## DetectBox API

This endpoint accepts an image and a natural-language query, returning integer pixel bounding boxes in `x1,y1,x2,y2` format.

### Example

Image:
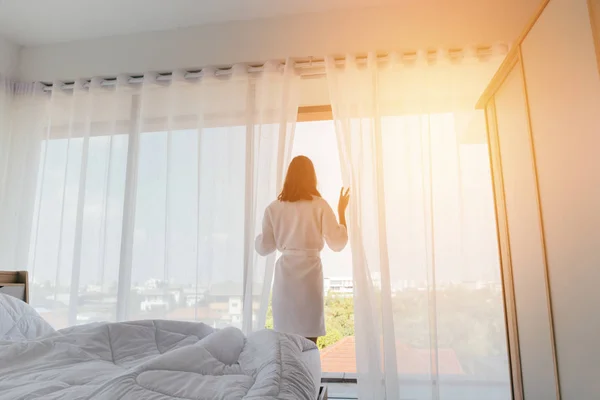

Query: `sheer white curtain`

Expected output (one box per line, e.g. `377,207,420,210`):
0,62,299,332
245,62,299,332
326,48,512,399
0,77,48,273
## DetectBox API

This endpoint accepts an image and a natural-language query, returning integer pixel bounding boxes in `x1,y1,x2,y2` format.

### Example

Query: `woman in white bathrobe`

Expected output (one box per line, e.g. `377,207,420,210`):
255,155,350,343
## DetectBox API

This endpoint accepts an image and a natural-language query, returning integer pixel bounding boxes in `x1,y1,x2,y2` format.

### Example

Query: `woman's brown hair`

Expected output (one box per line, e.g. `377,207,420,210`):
278,156,322,202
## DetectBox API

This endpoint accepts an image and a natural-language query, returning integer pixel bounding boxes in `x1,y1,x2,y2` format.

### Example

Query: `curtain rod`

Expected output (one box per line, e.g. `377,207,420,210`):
41,44,507,92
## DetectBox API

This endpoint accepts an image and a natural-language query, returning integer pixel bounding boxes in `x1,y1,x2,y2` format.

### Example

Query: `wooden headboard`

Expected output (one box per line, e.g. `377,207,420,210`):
0,271,29,303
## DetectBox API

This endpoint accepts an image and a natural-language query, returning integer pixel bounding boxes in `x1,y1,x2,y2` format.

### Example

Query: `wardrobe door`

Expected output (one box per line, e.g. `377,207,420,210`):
492,62,558,400
521,0,600,397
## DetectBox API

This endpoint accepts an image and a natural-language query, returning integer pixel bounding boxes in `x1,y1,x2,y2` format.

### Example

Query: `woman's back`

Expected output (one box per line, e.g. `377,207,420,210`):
255,197,347,255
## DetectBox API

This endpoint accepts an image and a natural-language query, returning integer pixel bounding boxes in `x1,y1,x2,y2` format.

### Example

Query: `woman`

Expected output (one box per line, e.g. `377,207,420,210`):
255,155,350,344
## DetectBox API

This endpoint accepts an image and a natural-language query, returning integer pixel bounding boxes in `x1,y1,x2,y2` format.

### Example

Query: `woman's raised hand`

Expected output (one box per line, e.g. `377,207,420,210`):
338,187,350,215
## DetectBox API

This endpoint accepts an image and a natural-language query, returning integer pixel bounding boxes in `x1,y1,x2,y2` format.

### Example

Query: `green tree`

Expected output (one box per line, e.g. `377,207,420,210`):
323,295,354,337
265,302,273,329
317,328,343,349
391,285,508,374
264,294,355,350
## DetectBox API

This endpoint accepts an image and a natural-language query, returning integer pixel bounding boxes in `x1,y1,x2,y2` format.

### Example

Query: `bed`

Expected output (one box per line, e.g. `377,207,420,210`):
0,272,323,400
302,345,325,399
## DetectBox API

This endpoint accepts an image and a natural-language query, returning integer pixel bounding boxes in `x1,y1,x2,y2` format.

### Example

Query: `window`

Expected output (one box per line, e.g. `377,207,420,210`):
29,134,129,328
294,110,510,399
29,126,248,330
128,126,246,329
28,104,510,398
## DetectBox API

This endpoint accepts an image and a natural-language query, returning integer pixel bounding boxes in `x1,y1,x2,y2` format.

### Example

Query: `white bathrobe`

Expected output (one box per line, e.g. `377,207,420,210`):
255,197,348,337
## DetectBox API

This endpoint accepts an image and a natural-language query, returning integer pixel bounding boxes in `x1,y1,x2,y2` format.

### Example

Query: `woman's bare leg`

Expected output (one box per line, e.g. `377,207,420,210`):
306,337,318,344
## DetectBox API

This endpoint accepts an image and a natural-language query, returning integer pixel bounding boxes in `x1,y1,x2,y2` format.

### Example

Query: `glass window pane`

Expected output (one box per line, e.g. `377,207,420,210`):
129,127,246,329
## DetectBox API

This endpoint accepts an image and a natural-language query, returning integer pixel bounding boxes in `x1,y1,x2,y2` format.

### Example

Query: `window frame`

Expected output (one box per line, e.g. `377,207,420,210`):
297,105,333,122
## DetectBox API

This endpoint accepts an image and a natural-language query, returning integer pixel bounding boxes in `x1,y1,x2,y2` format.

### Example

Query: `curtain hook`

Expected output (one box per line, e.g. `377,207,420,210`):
309,56,313,68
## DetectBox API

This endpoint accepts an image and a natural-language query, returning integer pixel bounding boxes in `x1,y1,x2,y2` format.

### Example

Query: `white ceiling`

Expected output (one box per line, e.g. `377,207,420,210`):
0,0,407,46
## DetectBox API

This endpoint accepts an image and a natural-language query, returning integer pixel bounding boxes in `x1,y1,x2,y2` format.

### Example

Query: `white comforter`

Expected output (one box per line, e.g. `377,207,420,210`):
0,297,317,400
0,292,54,340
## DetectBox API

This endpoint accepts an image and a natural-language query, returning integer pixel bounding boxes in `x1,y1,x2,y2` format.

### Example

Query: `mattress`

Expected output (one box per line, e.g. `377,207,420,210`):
301,348,322,399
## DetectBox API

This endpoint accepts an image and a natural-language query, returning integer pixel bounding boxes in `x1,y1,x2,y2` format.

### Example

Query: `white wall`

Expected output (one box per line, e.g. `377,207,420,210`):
17,3,533,83
0,35,19,78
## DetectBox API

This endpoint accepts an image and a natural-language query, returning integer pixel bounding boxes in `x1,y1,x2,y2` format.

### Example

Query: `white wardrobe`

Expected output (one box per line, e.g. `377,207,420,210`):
477,0,600,399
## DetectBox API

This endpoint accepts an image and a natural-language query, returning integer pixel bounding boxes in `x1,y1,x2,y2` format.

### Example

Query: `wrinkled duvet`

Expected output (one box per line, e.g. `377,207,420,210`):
0,296,318,400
